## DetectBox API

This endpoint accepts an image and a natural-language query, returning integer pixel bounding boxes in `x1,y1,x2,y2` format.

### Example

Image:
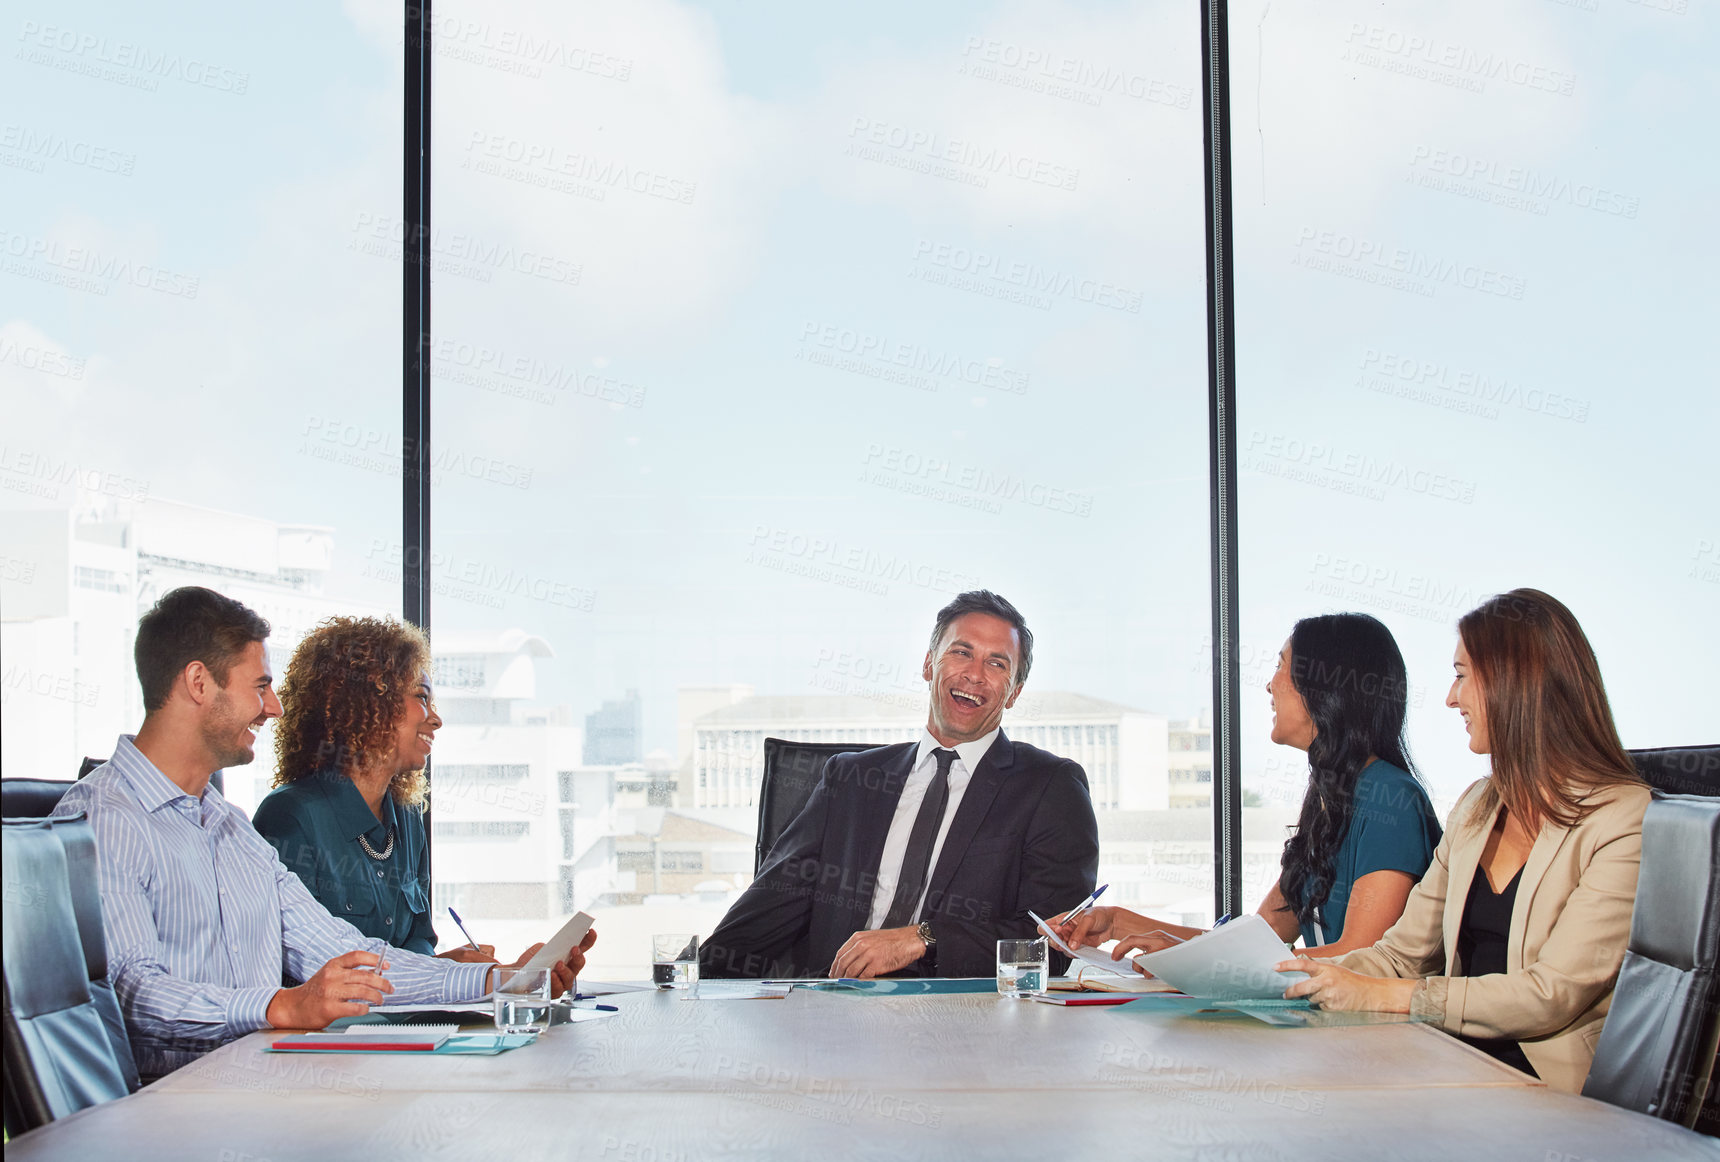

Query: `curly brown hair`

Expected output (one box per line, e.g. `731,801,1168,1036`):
273,616,433,808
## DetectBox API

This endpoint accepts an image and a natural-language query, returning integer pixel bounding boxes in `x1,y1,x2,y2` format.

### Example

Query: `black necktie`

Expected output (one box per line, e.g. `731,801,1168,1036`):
882,748,958,928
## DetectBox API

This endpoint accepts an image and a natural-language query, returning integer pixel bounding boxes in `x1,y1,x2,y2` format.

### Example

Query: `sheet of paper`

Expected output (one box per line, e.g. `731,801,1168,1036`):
1029,910,1146,977
695,983,794,1001
1132,915,1310,1001
510,911,596,981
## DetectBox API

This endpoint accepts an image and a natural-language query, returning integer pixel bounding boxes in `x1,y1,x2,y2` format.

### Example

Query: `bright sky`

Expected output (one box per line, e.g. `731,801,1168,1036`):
4,0,1715,815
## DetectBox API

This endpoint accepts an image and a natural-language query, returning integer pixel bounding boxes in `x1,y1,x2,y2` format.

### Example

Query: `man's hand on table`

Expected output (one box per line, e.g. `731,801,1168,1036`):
829,926,926,979
266,949,392,1029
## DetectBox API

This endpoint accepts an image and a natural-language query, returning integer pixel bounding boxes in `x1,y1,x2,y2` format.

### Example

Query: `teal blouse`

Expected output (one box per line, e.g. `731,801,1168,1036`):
252,773,437,956
1296,759,1442,948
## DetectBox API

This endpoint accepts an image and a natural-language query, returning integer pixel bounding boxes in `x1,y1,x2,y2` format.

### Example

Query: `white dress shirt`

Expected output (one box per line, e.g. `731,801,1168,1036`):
864,728,1001,930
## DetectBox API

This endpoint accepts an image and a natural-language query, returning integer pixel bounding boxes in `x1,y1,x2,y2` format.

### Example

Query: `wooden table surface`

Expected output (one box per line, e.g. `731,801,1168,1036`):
11,986,1718,1161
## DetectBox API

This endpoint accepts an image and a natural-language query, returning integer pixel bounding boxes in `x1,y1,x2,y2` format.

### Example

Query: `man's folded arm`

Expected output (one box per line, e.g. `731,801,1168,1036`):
701,771,834,978
274,849,489,1003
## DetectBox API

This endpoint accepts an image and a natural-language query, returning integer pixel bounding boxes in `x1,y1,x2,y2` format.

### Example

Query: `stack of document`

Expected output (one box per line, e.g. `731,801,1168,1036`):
1132,915,1309,1001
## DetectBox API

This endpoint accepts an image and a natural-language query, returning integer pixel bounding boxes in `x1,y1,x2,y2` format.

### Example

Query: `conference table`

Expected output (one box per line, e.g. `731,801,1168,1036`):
10,982,1717,1160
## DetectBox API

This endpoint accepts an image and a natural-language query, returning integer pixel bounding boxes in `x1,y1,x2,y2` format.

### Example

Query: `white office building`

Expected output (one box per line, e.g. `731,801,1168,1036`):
686,690,1171,812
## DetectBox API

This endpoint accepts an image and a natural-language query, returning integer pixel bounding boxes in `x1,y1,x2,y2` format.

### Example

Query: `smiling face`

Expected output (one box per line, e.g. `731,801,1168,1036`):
200,640,281,768
1447,638,1490,754
1266,639,1317,751
922,612,1023,746
386,673,441,774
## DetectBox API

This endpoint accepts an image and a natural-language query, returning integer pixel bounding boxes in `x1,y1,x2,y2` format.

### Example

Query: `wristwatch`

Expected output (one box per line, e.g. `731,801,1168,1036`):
915,921,936,951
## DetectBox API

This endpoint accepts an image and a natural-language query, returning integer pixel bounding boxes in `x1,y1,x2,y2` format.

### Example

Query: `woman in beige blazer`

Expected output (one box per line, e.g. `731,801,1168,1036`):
1277,588,1650,1094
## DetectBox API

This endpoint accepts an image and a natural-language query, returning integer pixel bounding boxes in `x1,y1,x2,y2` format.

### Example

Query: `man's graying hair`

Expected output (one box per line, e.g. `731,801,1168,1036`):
927,590,1033,685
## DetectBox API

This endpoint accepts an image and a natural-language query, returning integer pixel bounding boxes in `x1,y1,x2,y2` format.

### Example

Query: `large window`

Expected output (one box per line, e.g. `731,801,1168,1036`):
0,1,403,812
430,1,1217,974
1231,1,1718,907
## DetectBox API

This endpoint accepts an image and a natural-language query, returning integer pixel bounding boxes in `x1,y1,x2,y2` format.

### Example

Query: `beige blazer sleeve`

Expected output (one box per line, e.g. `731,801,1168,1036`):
1337,778,1650,1094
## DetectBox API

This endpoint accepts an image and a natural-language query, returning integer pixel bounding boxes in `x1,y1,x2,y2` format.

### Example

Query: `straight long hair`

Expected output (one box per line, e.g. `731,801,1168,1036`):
1458,588,1642,831
1279,613,1420,927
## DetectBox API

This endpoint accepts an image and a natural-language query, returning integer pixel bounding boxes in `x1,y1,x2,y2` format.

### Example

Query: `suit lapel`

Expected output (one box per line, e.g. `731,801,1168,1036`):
925,731,1014,906
852,744,917,910
1444,792,1496,974
1509,816,1570,972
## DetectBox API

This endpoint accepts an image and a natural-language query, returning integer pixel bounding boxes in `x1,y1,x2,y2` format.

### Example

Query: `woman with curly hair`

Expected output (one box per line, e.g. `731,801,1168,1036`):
252,616,589,970
1054,612,1441,961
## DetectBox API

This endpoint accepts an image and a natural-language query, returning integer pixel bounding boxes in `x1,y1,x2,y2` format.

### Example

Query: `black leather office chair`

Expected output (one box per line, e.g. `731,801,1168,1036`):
1,814,133,1135
0,779,76,819
755,739,886,874
1629,745,1720,797
45,816,139,1093
1583,794,1719,1130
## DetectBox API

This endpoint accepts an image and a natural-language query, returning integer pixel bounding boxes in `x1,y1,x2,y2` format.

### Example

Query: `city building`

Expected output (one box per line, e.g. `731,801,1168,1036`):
583,688,643,765
685,690,1172,811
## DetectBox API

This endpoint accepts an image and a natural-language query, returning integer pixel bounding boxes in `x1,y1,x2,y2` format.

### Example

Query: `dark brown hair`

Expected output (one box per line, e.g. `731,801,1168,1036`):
273,616,432,808
1457,588,1643,830
135,587,272,712
928,590,1033,685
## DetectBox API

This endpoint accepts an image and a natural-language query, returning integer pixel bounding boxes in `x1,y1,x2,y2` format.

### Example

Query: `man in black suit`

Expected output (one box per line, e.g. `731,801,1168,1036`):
701,590,1099,979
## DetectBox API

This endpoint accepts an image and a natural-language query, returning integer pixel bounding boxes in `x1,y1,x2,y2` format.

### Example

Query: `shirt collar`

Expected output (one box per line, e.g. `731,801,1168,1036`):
108,734,231,823
916,727,1001,776
311,771,395,840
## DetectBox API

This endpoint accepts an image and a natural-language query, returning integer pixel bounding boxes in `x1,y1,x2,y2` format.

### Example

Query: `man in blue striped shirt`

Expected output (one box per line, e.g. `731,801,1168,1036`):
55,587,590,1079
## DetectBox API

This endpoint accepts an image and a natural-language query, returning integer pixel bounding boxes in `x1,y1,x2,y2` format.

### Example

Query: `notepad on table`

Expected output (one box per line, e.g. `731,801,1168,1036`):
272,1024,454,1052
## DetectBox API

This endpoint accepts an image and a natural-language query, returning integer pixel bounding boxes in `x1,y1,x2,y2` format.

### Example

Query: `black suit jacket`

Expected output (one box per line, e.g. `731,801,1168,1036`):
701,731,1099,979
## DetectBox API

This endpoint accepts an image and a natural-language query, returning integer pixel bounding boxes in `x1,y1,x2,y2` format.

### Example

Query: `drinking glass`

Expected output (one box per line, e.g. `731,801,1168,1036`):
493,966,554,1034
997,937,1049,998
652,934,700,991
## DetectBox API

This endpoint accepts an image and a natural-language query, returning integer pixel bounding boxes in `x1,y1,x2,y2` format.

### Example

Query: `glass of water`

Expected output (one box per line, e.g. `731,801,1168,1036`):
493,966,554,1034
997,937,1049,998
652,934,700,991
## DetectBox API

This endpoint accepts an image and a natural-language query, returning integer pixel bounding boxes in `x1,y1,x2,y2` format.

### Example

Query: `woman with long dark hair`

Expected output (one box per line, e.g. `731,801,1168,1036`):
1057,612,1441,959
1278,589,1649,1094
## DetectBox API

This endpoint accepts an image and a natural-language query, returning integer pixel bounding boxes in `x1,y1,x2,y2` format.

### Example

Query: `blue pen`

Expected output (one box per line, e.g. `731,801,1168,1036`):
447,907,482,952
1214,913,1233,927
1059,883,1109,930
